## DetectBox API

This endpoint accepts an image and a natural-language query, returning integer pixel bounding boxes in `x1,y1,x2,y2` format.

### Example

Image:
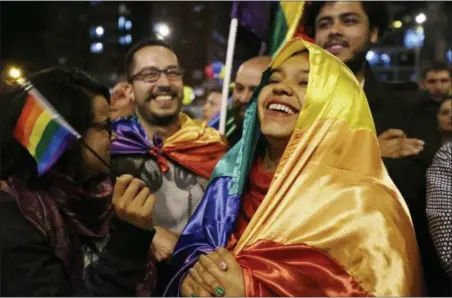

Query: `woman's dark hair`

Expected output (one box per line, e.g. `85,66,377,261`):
0,67,110,185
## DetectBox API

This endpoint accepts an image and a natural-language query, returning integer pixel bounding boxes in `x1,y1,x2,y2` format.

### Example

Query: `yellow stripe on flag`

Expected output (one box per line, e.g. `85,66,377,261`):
28,111,53,158
272,1,306,57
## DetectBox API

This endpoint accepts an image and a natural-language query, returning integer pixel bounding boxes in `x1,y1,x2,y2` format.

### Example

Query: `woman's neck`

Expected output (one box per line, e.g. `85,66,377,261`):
263,138,289,172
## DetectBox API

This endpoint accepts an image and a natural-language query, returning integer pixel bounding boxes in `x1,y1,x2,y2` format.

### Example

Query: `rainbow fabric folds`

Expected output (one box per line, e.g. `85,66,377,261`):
164,38,423,297
13,84,80,175
111,113,229,180
231,1,311,56
268,1,308,55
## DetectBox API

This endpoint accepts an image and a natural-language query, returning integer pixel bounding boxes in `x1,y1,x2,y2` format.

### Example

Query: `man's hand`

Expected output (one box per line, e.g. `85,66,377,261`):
151,226,179,261
112,175,156,231
181,247,245,297
377,129,424,159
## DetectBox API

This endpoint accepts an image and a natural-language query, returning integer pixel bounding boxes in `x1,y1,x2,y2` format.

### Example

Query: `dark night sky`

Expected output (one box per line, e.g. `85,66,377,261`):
1,2,49,69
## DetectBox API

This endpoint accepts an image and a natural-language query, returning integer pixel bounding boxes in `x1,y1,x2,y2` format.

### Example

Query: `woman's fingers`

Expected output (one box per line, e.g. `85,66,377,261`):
197,255,226,296
181,274,211,297
188,266,215,295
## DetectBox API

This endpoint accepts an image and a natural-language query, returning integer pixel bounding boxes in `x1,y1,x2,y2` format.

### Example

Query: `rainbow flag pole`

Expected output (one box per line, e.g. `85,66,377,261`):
13,79,117,176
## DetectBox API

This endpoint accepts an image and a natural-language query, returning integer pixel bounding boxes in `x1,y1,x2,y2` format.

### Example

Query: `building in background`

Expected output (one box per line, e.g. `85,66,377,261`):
369,1,451,83
2,1,449,88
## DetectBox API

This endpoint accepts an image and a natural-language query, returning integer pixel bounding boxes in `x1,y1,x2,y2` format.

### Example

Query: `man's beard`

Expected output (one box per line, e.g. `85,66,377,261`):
345,47,370,75
148,112,180,126
136,97,182,127
343,35,373,75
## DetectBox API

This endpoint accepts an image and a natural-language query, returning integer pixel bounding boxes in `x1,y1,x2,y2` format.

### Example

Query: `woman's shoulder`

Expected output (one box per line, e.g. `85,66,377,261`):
0,190,47,248
432,142,452,167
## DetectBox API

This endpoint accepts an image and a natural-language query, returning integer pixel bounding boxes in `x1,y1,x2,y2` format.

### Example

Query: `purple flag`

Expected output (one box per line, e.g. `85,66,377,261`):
231,1,271,41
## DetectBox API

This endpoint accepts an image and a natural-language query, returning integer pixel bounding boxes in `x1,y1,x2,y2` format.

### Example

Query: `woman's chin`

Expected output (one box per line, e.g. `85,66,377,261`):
261,127,294,141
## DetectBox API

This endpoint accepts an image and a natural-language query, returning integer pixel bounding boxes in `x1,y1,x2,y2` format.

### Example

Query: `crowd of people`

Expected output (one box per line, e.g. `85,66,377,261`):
0,1,451,296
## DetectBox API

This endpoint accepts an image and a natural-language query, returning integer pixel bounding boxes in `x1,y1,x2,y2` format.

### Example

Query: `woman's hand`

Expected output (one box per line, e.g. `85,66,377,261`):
180,273,212,297
182,247,246,297
112,175,155,231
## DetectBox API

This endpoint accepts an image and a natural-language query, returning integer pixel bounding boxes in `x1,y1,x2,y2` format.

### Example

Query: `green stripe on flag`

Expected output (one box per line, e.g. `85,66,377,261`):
268,6,289,56
35,119,59,161
267,1,306,57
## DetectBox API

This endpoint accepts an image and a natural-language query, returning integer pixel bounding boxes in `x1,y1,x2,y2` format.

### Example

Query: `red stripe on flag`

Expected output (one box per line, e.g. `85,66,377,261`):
13,95,43,147
237,239,369,297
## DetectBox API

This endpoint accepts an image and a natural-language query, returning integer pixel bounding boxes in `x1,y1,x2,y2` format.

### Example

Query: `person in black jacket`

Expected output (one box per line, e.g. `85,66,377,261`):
0,68,158,296
303,1,449,296
419,61,451,102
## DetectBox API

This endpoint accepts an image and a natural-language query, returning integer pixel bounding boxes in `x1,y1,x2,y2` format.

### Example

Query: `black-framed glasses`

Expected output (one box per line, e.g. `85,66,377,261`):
89,119,112,137
129,67,185,83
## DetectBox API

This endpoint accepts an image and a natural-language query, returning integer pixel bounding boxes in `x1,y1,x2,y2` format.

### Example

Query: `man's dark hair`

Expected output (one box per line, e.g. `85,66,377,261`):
0,67,110,184
207,86,223,95
124,39,174,81
422,61,452,79
303,1,390,39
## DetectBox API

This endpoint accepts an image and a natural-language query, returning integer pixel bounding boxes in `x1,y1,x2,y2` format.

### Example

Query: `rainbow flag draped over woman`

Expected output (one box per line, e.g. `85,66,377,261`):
163,38,423,296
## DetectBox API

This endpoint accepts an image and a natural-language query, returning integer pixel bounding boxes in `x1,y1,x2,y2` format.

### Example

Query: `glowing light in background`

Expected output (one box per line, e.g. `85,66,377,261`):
154,23,170,38
125,20,132,30
366,51,379,65
392,20,403,29
404,28,425,49
8,67,22,79
118,16,126,29
95,26,104,37
415,13,426,24
446,50,452,63
119,35,132,45
90,42,103,53
380,53,391,67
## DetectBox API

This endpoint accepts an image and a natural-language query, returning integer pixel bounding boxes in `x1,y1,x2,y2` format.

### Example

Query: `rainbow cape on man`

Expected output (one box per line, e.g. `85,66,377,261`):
163,38,423,296
111,113,228,179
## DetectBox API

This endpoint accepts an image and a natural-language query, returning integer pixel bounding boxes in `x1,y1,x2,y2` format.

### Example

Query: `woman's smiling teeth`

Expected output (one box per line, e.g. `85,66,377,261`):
267,103,296,114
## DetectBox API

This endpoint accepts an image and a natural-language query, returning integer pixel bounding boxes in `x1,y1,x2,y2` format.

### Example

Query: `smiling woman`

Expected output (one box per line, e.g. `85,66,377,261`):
258,50,308,144
164,38,422,297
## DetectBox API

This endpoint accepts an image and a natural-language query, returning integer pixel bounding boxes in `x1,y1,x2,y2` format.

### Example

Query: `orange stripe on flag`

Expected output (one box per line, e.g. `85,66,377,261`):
23,96,45,146
13,95,39,147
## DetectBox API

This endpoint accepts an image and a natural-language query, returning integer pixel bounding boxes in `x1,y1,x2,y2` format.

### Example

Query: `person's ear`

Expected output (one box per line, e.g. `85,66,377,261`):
419,80,425,89
370,28,378,44
124,83,135,102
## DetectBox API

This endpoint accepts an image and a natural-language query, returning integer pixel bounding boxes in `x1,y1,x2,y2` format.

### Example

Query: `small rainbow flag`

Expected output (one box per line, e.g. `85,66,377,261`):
13,82,81,175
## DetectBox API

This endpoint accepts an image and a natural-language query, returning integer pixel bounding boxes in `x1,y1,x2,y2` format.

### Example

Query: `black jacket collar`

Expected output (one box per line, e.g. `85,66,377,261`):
363,62,386,107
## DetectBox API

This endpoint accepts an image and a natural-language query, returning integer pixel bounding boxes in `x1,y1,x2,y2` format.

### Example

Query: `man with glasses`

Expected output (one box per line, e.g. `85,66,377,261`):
110,40,228,271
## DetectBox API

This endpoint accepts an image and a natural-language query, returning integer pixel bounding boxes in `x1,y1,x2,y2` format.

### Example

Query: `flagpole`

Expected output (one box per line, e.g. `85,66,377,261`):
219,17,238,135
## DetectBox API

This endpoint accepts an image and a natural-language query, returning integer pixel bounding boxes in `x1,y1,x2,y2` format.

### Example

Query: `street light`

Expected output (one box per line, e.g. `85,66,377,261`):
415,13,426,24
154,23,170,38
95,26,104,37
392,20,403,29
8,67,22,80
